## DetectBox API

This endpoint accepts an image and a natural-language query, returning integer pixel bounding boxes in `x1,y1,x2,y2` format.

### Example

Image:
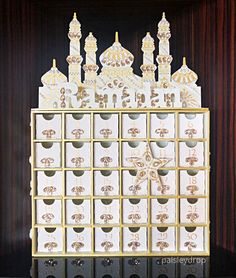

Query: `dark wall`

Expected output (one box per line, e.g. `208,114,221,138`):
0,0,235,256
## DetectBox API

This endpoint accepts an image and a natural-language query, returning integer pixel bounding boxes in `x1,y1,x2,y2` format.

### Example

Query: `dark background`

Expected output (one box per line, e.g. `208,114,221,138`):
0,0,235,276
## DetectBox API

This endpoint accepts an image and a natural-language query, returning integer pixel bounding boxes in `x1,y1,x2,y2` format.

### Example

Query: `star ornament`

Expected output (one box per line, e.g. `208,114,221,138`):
126,143,172,186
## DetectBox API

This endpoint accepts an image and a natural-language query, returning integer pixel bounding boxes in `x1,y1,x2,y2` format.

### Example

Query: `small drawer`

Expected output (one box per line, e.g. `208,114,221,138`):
180,170,206,195
180,198,207,224
94,199,120,224
37,227,63,253
37,171,62,196
95,227,120,252
35,114,61,139
150,142,175,167
66,170,91,196
123,227,147,252
35,142,61,168
66,227,92,253
122,170,148,196
122,113,147,138
66,113,90,139
94,113,119,139
151,227,176,252
94,142,119,168
94,170,119,196
66,199,91,225
122,141,146,167
151,170,176,195
123,199,148,224
179,227,207,252
179,142,205,167
151,198,176,224
66,142,90,168
36,199,61,224
150,113,175,138
179,113,204,138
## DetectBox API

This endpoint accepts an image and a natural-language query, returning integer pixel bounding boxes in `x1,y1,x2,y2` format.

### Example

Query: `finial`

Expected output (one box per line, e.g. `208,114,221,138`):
73,12,77,19
147,32,150,35
52,59,56,68
115,31,119,42
89,32,93,36
183,57,186,65
162,12,166,19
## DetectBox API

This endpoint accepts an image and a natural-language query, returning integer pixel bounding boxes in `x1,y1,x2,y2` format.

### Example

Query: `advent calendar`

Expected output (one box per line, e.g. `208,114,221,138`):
30,12,210,256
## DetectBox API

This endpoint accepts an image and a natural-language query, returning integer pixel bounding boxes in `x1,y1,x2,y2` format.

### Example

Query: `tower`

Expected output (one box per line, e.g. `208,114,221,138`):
156,12,173,83
66,12,83,85
141,32,156,82
83,32,98,85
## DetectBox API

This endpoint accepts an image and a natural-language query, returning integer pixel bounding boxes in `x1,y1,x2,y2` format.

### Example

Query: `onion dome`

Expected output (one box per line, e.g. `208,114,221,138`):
41,59,67,89
157,12,171,41
142,32,155,52
84,32,97,52
100,32,134,68
172,57,198,84
158,12,170,28
68,12,81,40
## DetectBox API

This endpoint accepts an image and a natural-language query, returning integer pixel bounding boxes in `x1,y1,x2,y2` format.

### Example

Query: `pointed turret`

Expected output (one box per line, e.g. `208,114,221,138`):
140,32,156,82
66,12,83,85
83,32,98,84
156,12,173,83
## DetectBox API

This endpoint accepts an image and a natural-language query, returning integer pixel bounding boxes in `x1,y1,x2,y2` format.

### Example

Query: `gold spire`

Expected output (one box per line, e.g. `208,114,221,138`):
52,59,56,68
73,12,77,19
183,57,186,65
162,12,165,18
115,31,119,43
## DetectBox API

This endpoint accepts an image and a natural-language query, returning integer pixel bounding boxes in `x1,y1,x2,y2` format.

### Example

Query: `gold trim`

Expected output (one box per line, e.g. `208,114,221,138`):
61,112,65,254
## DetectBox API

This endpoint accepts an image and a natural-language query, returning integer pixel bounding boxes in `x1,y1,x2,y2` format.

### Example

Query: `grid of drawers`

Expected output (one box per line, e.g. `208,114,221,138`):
31,109,210,256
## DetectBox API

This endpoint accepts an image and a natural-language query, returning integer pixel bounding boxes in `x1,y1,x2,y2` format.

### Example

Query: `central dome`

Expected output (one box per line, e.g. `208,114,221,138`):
100,32,134,68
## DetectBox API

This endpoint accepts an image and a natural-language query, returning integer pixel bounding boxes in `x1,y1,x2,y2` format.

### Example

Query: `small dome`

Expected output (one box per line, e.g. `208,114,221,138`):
70,12,81,28
158,12,170,29
85,32,96,42
157,12,171,41
100,32,134,68
68,12,81,40
41,59,67,89
172,57,198,84
85,32,97,52
143,32,154,42
142,32,155,52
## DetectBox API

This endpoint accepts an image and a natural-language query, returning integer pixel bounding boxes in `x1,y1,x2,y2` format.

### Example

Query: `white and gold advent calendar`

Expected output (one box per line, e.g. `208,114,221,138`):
30,12,210,256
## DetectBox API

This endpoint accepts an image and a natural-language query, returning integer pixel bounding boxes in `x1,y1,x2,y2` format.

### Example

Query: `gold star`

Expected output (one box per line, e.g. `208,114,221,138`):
126,143,172,186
